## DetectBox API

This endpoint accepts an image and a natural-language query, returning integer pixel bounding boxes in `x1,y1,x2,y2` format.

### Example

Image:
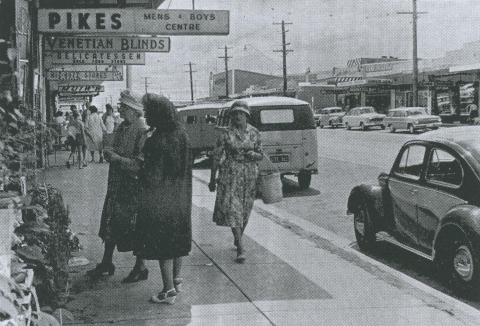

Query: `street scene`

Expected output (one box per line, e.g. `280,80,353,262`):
2,0,480,325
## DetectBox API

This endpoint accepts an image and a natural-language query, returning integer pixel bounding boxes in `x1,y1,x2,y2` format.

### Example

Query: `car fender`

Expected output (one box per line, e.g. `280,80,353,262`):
347,184,385,230
434,205,480,259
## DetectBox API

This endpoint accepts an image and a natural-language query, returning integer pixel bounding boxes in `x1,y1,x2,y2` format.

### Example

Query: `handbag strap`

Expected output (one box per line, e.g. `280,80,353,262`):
261,154,279,173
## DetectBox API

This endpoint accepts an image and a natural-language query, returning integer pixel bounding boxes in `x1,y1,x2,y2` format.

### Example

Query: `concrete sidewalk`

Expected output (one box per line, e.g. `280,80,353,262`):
40,156,480,325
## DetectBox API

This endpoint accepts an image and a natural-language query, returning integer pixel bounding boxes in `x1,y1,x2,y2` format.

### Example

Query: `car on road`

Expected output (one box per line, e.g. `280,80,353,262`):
383,107,442,134
314,107,345,128
347,126,480,295
342,106,386,131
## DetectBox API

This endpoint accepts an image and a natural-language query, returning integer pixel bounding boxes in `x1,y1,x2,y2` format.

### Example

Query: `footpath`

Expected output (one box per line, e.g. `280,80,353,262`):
39,156,480,326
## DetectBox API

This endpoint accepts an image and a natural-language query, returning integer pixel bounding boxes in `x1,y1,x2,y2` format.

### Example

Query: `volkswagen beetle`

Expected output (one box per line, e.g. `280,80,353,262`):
347,126,480,295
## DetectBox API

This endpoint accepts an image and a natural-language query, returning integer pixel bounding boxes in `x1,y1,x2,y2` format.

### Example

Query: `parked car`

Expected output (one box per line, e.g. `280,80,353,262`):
347,126,480,295
314,107,345,128
383,107,442,134
343,106,386,131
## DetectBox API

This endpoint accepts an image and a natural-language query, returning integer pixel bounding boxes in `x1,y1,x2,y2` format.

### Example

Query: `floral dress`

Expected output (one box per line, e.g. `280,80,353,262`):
213,124,263,228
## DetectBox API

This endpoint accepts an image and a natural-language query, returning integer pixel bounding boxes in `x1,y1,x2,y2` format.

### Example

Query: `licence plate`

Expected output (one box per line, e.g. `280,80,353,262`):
270,154,289,163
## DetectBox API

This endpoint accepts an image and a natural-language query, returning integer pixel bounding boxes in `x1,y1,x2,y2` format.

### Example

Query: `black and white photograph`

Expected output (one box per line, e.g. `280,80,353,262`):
2,0,480,325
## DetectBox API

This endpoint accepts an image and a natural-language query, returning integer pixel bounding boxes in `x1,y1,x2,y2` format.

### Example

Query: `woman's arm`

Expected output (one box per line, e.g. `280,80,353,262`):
209,132,225,191
246,129,264,161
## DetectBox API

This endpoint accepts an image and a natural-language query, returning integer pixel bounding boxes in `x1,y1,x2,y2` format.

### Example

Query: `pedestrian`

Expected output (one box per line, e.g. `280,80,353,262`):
85,105,106,163
103,104,116,148
80,109,90,167
208,100,263,263
135,93,192,305
65,111,86,169
87,90,149,283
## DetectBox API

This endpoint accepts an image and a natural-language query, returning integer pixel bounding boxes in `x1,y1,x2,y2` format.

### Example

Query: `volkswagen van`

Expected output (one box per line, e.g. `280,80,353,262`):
217,96,318,189
177,102,225,157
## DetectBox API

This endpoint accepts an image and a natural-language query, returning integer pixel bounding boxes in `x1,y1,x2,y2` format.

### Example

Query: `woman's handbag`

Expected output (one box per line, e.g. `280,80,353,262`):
257,156,283,204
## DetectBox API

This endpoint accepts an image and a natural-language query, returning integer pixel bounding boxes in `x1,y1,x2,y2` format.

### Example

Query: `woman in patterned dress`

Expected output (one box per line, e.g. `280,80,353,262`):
209,100,263,263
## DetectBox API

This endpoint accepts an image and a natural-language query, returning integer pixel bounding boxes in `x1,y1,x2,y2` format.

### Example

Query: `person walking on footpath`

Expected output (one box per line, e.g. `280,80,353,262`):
65,111,86,169
87,90,149,283
135,94,192,305
209,100,263,263
103,104,116,148
85,105,106,163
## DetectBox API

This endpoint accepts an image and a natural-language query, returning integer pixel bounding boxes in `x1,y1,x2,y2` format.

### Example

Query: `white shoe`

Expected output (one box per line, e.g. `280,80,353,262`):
150,289,177,304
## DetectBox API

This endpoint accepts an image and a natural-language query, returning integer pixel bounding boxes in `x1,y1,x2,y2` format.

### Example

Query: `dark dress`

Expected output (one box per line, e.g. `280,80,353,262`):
135,128,192,260
99,119,147,252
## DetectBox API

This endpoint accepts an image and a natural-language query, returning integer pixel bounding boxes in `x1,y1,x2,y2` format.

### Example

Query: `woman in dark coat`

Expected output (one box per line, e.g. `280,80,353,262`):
136,94,192,304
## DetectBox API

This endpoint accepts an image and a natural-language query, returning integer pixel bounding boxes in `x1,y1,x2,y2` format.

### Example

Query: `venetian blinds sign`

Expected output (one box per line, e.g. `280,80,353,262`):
44,36,170,52
44,51,145,65
47,70,123,81
38,9,229,35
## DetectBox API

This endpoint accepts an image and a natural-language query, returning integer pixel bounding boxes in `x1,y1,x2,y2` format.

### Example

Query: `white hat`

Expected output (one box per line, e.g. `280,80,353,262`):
119,90,143,112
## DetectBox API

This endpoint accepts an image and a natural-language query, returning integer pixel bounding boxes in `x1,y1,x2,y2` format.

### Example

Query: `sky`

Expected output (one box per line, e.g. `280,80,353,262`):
92,0,480,106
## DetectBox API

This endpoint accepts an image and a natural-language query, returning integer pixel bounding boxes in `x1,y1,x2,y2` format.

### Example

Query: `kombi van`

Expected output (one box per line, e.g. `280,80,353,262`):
217,96,318,189
177,102,225,157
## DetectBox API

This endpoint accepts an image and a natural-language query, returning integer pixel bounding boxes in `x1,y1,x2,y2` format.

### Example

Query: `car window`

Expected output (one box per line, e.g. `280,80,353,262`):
407,109,426,116
426,148,463,187
186,116,197,124
395,145,426,180
260,109,294,124
205,114,217,124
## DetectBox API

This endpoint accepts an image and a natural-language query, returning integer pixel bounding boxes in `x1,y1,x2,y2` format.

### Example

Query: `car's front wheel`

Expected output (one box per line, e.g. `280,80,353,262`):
389,125,396,133
360,122,368,131
354,202,376,251
437,233,480,297
345,122,351,130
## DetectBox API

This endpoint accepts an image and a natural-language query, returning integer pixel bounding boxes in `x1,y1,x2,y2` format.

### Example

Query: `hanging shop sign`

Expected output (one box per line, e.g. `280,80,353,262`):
57,85,105,93
59,92,99,97
44,51,145,65
47,70,123,81
44,36,171,53
38,9,230,35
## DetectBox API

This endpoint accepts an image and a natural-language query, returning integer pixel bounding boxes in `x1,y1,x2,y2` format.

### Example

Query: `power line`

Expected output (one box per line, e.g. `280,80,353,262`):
218,45,232,98
184,62,197,104
397,0,427,107
273,20,293,96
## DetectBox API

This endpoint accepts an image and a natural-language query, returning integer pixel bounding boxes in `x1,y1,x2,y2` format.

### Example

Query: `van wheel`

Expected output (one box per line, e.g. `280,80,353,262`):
345,122,351,130
298,171,311,190
408,124,415,134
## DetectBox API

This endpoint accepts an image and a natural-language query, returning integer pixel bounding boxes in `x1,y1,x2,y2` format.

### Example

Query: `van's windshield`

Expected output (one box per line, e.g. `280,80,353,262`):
249,105,316,131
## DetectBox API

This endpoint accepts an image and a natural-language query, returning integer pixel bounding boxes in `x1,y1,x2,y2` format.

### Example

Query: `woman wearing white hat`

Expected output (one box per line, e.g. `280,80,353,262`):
88,90,149,283
209,100,263,263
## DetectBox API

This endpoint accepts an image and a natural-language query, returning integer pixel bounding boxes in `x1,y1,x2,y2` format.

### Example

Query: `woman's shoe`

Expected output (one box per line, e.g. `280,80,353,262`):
122,268,149,283
235,253,246,264
173,278,183,293
86,263,115,277
150,289,177,304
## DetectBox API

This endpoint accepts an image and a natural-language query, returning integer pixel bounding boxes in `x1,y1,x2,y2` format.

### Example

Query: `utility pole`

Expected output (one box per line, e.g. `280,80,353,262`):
185,62,197,103
274,20,293,96
192,0,195,10
398,0,427,106
144,77,148,94
218,45,232,98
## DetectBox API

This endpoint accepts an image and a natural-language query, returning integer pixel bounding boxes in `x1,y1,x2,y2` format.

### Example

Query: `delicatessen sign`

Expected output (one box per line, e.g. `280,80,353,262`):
44,36,170,53
38,9,229,35
44,51,145,65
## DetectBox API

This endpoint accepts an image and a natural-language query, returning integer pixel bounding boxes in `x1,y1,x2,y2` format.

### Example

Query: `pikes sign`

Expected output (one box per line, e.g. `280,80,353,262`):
38,9,229,35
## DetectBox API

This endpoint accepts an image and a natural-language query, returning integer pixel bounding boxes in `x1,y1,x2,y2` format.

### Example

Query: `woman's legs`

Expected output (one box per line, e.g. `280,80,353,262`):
173,257,182,280
159,259,174,292
87,240,116,276
101,241,115,265
232,227,245,262
90,151,95,162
